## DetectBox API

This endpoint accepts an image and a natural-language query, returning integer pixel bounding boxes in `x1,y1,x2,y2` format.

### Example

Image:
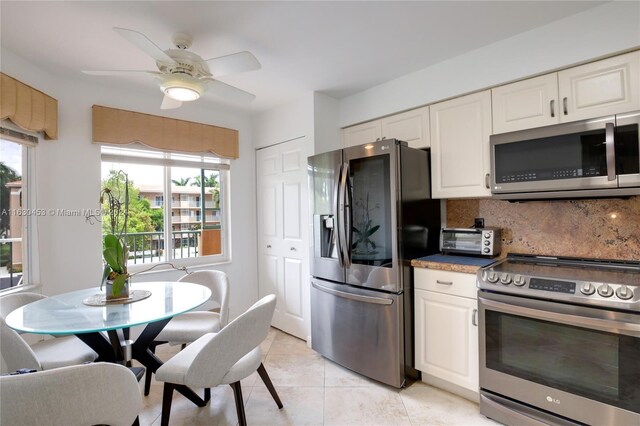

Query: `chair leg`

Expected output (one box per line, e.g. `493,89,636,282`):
161,383,174,426
144,342,158,396
229,382,247,426
204,387,211,403
257,363,283,409
132,416,140,426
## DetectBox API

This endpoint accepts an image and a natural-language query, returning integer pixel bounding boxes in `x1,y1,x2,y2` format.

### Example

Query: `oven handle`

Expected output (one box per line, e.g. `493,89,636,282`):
605,122,616,181
479,295,640,337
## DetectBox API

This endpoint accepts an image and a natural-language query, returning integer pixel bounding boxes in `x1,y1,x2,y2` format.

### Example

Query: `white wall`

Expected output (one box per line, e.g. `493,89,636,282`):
252,92,314,149
1,48,258,318
339,1,640,127
313,92,341,154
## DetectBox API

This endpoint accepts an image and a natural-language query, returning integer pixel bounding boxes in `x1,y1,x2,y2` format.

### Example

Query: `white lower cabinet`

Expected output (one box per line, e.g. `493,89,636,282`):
414,269,479,395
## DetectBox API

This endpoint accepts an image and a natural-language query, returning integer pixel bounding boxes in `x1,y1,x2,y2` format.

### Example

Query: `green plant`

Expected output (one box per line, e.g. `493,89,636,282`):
99,171,130,296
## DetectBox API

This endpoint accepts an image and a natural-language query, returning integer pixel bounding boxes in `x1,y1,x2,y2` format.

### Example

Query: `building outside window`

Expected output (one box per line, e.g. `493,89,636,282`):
101,146,230,268
0,129,36,291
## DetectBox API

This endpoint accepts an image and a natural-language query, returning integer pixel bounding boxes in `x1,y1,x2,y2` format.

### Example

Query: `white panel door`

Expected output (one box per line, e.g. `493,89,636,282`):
415,289,479,393
430,90,492,198
491,73,560,133
559,51,640,121
256,137,311,339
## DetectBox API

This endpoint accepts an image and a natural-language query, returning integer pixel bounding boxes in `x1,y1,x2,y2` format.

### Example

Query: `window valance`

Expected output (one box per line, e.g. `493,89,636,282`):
0,73,58,140
92,105,239,159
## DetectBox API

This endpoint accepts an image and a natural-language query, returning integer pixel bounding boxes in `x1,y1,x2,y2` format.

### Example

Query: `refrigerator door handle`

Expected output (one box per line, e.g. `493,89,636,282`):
334,163,345,267
343,161,352,267
312,281,393,305
338,162,351,268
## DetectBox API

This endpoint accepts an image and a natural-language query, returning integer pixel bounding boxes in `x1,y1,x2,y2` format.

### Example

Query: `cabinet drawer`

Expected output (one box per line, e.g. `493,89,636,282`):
414,268,477,299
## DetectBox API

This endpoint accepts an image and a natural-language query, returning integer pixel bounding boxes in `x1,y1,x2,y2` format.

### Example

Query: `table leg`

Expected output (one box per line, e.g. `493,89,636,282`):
76,332,118,363
131,318,206,406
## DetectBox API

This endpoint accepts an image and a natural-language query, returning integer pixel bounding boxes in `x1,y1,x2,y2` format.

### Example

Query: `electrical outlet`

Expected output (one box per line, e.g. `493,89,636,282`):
474,218,484,228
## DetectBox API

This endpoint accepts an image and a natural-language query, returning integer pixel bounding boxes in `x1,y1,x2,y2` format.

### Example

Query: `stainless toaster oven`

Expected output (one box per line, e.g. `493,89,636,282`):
440,227,501,257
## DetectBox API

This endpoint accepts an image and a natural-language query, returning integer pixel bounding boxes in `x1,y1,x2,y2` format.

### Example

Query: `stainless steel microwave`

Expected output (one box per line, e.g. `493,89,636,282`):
490,111,640,199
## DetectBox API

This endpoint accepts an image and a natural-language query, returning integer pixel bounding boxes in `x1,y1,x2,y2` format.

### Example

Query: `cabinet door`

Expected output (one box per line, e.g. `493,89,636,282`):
256,138,311,340
559,51,640,122
415,289,479,393
380,106,430,149
492,74,559,133
342,120,382,148
430,90,492,198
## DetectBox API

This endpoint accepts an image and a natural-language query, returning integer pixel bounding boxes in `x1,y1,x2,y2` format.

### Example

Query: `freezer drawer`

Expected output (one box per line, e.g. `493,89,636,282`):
310,278,405,388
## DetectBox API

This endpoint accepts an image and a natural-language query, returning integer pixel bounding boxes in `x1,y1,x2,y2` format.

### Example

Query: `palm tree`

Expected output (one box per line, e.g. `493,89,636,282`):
191,174,218,188
171,177,191,186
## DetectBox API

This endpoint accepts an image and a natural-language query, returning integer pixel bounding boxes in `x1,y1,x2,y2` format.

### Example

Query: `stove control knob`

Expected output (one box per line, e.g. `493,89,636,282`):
483,247,491,254
580,282,595,295
484,233,491,238
487,272,499,283
500,273,512,285
484,240,491,246
513,275,526,286
615,286,633,300
597,284,614,298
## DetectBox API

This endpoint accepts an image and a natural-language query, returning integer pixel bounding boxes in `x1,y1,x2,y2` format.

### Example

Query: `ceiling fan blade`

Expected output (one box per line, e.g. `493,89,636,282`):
82,70,161,76
161,95,183,110
205,80,256,103
204,51,261,77
113,27,176,64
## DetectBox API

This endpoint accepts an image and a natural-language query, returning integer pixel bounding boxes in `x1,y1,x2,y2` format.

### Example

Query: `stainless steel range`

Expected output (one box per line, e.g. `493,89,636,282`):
477,254,640,426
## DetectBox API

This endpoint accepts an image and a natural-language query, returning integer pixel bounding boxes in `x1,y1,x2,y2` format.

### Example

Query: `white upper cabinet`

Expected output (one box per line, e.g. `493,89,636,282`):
492,51,640,133
342,120,382,147
558,50,640,121
430,90,492,199
380,106,430,149
492,74,559,134
342,106,430,149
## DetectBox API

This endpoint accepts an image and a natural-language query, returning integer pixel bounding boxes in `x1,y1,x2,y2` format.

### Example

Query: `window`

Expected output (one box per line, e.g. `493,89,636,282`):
0,129,36,291
101,146,230,269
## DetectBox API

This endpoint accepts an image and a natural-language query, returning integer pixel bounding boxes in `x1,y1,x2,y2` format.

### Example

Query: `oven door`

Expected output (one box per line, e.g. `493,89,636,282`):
479,291,640,426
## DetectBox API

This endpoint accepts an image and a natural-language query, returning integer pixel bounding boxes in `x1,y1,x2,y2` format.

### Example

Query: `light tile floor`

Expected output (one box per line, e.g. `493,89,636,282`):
139,328,500,426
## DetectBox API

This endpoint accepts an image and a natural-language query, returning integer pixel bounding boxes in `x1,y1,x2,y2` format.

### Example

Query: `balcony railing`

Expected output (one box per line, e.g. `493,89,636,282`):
0,238,23,290
121,227,220,265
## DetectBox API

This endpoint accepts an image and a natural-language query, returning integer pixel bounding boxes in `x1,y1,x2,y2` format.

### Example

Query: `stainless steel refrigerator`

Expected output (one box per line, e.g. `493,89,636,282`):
308,139,441,388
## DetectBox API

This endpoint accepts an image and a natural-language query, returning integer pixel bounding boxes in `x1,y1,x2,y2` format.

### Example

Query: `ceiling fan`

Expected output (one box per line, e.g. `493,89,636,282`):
83,27,260,109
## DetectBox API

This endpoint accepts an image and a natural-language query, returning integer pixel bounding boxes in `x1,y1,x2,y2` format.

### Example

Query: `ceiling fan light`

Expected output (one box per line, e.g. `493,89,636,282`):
159,73,205,102
165,86,200,101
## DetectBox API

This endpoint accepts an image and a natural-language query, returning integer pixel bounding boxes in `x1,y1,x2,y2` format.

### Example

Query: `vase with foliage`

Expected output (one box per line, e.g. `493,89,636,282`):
100,171,130,300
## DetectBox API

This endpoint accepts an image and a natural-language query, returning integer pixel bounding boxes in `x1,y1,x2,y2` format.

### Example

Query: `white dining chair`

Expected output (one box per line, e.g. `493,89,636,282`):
0,292,98,372
144,269,230,394
0,362,143,426
155,294,282,426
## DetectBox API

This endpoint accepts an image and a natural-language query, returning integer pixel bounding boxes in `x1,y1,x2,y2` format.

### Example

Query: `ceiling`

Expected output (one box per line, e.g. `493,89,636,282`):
1,1,606,113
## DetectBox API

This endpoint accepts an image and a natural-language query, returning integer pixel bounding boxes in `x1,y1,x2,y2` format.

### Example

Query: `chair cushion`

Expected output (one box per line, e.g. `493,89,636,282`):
33,336,97,370
155,312,221,344
220,346,262,385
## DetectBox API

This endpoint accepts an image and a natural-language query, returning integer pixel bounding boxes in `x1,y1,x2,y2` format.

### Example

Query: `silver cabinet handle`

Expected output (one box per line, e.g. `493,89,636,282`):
484,173,490,189
563,97,568,115
290,247,297,251
550,99,555,118
436,280,453,285
605,122,616,181
472,308,478,326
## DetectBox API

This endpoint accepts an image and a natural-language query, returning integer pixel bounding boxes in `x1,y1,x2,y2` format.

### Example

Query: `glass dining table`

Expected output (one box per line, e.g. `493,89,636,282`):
5,281,211,405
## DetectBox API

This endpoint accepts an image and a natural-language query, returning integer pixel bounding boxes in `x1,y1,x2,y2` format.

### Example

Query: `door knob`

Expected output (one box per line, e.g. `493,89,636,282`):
267,244,272,248
290,247,297,251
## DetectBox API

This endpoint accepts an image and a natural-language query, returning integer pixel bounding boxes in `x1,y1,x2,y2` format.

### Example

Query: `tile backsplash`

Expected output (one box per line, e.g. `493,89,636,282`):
446,196,640,260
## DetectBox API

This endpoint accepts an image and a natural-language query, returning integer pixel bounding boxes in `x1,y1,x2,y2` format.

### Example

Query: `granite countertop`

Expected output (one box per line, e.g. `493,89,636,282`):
411,254,497,274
